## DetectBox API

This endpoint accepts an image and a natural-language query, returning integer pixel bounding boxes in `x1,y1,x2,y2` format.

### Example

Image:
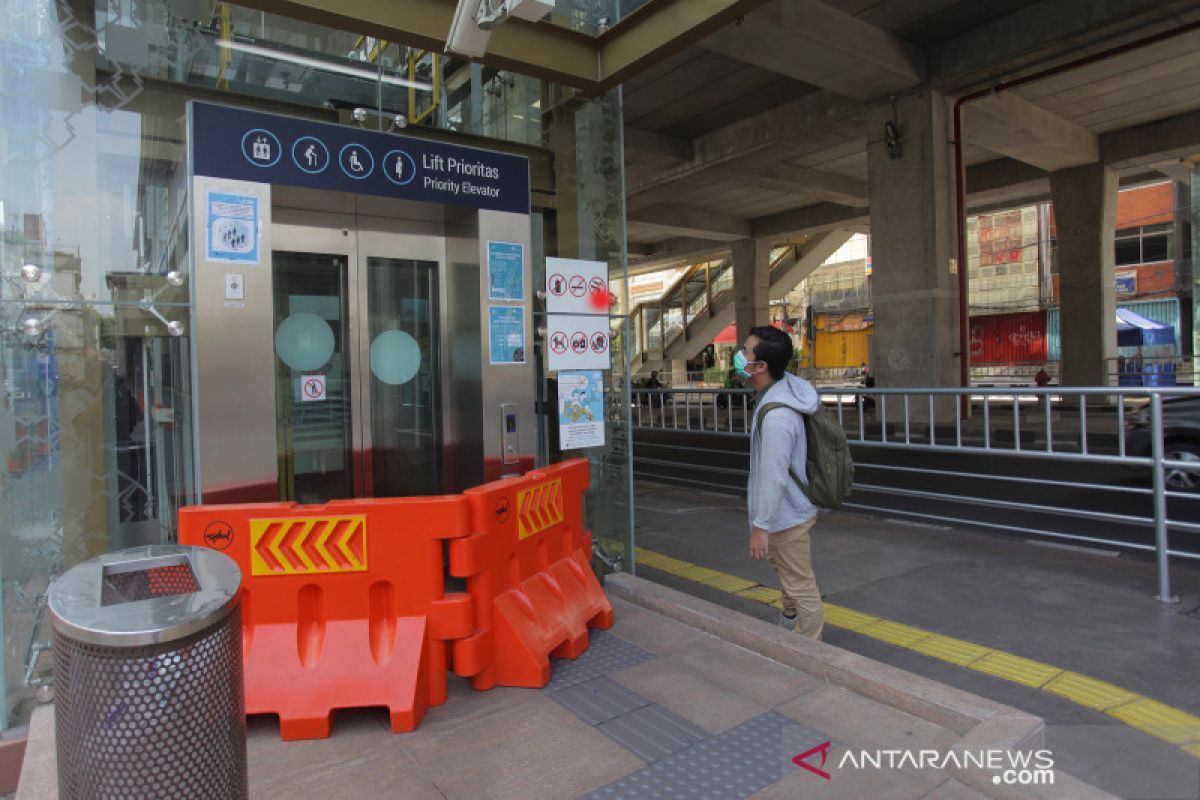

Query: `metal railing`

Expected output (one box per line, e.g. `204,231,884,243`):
631,385,1200,603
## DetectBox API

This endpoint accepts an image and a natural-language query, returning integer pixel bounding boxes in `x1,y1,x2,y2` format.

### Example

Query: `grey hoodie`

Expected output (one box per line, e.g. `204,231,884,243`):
748,373,820,532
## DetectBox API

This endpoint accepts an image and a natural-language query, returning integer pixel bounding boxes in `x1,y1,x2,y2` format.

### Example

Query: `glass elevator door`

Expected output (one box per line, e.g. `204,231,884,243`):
270,212,442,502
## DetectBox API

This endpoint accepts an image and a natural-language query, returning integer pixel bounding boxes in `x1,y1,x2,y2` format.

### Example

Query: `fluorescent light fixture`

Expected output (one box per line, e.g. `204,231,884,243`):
216,40,432,92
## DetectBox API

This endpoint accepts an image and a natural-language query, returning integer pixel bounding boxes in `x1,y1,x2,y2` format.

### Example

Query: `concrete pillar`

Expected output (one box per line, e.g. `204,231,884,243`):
545,99,580,260
732,238,772,344
1049,163,1117,387
866,91,958,395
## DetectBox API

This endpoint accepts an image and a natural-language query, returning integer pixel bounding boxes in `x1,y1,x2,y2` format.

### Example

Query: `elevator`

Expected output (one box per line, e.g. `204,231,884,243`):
187,102,535,504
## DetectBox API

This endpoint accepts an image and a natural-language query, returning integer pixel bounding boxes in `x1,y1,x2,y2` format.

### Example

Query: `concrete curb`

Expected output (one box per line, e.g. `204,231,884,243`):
605,572,1115,800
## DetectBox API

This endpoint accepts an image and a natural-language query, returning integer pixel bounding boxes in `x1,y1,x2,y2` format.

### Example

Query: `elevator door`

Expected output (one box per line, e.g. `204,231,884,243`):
271,213,442,503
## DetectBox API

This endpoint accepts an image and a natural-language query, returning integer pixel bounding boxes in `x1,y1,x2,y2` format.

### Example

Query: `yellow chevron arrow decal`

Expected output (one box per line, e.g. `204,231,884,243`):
249,515,368,575
336,518,363,569
516,478,564,540
290,519,317,572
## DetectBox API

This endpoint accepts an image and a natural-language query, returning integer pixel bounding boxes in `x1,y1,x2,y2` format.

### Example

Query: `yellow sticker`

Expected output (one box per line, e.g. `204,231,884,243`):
249,516,367,576
516,479,564,540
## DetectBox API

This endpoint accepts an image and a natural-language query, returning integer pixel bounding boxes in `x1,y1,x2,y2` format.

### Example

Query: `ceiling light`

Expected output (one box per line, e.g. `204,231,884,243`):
216,40,432,92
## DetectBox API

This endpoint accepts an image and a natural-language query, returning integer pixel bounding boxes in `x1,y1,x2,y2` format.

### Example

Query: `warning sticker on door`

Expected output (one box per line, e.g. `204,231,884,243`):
300,374,326,402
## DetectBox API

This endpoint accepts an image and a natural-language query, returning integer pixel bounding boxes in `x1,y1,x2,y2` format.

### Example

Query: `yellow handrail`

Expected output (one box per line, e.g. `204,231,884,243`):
408,50,441,124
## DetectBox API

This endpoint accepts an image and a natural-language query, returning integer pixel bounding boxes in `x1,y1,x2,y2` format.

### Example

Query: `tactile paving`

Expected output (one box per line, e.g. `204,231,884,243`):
595,704,707,763
543,631,653,692
584,711,831,800
549,676,650,725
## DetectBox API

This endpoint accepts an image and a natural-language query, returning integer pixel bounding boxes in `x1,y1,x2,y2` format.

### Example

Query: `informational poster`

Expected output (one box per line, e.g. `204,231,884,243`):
206,191,260,264
546,257,608,315
487,241,525,301
558,370,605,450
546,314,610,372
488,306,526,365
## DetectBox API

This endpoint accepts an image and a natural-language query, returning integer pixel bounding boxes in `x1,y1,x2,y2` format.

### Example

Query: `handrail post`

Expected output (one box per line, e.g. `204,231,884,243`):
681,281,689,335
1150,393,1179,604
705,264,713,317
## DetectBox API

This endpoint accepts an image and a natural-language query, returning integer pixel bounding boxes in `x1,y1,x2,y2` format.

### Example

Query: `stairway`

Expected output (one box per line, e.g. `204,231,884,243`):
630,229,854,374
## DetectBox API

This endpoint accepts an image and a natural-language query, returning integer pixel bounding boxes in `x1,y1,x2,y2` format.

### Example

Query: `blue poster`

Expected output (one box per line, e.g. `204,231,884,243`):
488,241,525,301
488,306,526,365
206,191,260,264
557,370,605,450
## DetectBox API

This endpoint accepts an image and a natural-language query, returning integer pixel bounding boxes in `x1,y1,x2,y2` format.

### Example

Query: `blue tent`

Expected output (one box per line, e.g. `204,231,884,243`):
1116,308,1174,347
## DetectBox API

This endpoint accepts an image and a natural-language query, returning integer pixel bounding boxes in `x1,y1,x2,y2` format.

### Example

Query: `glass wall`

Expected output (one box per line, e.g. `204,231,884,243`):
0,0,629,729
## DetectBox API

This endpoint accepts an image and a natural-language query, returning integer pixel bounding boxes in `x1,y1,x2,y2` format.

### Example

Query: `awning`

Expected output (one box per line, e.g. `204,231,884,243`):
1116,308,1174,347
713,321,792,344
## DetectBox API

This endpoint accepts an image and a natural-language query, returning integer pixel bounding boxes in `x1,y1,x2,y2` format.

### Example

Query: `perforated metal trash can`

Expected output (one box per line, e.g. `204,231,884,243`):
48,544,247,799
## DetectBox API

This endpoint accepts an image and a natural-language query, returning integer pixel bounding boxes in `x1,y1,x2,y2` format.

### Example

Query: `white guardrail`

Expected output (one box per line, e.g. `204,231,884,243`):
630,385,1200,604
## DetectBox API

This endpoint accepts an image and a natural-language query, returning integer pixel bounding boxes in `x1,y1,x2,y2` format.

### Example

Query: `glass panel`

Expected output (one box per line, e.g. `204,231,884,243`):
1115,237,1141,266
272,251,352,503
366,257,440,497
710,260,734,296
685,270,708,323
644,306,662,350
0,305,193,719
1142,232,1170,263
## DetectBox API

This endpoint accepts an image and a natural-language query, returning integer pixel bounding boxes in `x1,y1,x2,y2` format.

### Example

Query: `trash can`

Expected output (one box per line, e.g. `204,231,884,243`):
48,544,247,799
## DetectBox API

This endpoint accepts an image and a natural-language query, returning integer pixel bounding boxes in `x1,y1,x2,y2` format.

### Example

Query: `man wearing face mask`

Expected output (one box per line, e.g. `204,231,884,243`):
737,325,824,639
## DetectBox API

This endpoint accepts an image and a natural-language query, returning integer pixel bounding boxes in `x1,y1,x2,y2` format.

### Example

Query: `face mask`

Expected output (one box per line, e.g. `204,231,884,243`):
734,351,755,379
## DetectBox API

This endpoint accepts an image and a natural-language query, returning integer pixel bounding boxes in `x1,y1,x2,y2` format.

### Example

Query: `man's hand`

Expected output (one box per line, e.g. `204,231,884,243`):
749,527,769,560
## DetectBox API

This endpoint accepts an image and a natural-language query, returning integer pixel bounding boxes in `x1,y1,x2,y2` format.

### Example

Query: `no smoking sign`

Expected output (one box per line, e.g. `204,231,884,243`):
545,257,610,372
545,257,608,316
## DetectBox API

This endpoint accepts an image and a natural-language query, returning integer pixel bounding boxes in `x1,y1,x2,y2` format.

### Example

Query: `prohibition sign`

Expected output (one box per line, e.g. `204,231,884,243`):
303,377,325,399
568,275,586,297
589,276,607,294
550,332,569,354
590,332,609,353
571,332,588,354
549,273,567,296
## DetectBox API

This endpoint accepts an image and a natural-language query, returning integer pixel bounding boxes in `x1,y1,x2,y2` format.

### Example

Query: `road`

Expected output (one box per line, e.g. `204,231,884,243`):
632,425,1200,559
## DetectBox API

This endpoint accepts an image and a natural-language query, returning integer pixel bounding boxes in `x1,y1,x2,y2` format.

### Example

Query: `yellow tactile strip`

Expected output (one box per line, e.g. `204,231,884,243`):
613,541,1200,760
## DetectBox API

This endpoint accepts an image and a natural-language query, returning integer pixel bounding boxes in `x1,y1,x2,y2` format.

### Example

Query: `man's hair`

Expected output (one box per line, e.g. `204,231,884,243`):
749,325,793,379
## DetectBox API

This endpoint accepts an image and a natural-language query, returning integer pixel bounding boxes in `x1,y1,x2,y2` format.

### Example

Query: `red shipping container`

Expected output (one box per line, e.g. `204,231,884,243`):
969,311,1047,364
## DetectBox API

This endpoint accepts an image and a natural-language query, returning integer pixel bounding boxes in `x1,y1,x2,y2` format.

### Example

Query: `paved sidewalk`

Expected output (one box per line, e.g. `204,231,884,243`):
18,576,1107,799
630,480,1200,799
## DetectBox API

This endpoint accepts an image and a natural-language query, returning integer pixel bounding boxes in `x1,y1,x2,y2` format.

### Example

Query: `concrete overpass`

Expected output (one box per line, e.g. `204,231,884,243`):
240,0,1200,392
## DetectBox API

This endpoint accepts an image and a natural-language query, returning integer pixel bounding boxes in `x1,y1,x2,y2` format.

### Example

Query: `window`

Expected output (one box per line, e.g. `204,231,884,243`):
1115,225,1173,266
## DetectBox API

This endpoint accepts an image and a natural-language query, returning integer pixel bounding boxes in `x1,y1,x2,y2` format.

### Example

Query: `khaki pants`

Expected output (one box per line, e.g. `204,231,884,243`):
768,517,823,640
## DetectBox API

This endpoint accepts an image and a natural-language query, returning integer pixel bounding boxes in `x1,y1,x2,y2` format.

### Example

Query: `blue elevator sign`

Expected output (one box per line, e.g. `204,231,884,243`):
190,102,531,214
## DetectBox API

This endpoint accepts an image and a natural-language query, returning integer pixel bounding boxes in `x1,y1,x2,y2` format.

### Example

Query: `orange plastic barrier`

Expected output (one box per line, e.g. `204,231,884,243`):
179,496,472,740
450,459,614,689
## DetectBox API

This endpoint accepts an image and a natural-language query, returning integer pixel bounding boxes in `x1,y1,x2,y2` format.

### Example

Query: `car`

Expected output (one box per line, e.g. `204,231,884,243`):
1124,397,1200,491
